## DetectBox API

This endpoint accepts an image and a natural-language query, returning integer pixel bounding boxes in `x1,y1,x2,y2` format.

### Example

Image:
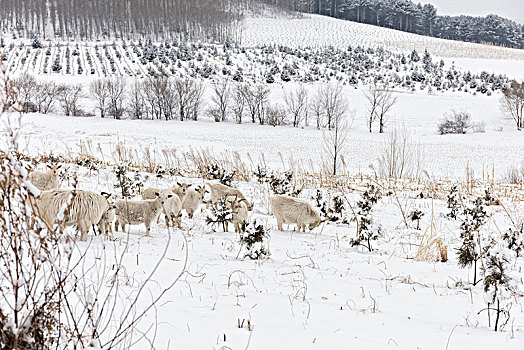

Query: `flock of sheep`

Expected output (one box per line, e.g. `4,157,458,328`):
28,164,325,240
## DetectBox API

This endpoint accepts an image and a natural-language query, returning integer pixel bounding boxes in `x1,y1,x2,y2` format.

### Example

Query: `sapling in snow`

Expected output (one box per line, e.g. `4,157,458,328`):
446,184,461,219
409,209,424,230
240,220,270,260
350,184,382,252
114,162,146,198
269,171,302,197
502,222,524,257
205,196,233,232
482,246,520,331
456,197,489,285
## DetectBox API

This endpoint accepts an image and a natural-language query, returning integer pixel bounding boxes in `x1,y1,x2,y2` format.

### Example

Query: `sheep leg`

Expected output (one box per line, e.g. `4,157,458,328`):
145,223,151,236
276,218,283,231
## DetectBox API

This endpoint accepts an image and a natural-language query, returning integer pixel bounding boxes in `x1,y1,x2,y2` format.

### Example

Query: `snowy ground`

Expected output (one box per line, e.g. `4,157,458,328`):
15,86,524,181
31,157,524,350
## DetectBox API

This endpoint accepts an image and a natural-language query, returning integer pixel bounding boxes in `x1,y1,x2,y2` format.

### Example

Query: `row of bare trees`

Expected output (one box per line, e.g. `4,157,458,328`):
90,77,205,121
1,0,246,42
14,73,85,116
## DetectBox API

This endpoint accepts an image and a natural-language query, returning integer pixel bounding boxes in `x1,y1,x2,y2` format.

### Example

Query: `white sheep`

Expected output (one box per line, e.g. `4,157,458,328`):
28,163,59,191
206,182,253,211
182,185,206,219
228,197,249,233
142,186,183,225
97,203,116,236
270,195,323,232
171,182,190,202
34,189,110,241
115,192,172,236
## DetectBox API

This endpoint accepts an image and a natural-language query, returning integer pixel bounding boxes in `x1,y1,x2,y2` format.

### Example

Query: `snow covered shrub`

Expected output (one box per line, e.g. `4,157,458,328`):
205,196,233,232
456,197,489,285
253,165,268,184
482,246,520,331
438,111,471,135
266,104,287,126
502,223,524,257
269,171,301,197
240,220,270,260
350,184,382,252
207,163,235,187
446,185,461,219
409,209,424,230
114,162,145,198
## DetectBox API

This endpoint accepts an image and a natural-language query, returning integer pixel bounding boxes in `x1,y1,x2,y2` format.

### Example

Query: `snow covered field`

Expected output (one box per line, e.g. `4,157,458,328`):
15,142,524,350
2,8,524,349
16,87,524,180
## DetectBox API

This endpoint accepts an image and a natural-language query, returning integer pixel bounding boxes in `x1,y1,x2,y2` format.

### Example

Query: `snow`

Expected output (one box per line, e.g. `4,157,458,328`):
2,8,524,350
13,85,524,180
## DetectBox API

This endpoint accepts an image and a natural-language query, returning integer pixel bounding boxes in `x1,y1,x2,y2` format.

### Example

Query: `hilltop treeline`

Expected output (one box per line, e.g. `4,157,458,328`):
262,0,524,49
0,0,251,42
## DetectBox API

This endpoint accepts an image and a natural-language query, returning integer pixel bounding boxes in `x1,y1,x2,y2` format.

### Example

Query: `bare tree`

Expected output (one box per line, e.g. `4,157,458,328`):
58,84,84,116
375,88,398,133
364,86,380,132
311,89,325,129
284,85,308,127
13,73,38,112
323,109,351,175
374,125,423,179
319,83,347,130
501,80,524,130
173,77,199,121
127,79,146,120
106,77,126,119
35,81,61,114
231,83,247,124
208,78,231,122
187,79,205,121
254,84,270,125
90,79,110,118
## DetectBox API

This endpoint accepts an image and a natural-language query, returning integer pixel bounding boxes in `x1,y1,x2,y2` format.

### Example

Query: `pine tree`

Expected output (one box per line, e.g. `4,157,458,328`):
483,247,519,331
350,184,382,251
446,185,461,219
206,196,233,232
240,220,270,260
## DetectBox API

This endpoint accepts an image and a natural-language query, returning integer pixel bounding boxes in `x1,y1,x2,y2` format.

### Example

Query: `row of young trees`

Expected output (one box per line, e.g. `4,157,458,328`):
0,0,247,42
263,0,524,48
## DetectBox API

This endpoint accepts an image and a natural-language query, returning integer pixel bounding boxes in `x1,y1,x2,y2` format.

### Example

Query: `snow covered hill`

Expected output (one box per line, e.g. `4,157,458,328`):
241,13,524,61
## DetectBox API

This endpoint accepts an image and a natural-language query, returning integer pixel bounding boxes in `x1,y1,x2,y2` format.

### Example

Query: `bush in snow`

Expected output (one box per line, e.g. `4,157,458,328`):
240,220,270,260
482,246,520,331
438,111,471,135
269,171,301,197
205,196,233,232
253,165,268,184
409,209,424,230
207,163,235,187
447,185,462,219
114,162,146,198
350,184,382,252
456,197,489,285
502,223,524,257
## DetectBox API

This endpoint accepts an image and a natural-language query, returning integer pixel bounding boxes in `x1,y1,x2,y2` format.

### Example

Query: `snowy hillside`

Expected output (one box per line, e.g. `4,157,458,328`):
241,13,524,60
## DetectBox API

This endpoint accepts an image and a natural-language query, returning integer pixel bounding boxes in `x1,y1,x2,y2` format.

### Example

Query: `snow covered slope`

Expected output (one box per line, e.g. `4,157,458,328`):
240,13,524,62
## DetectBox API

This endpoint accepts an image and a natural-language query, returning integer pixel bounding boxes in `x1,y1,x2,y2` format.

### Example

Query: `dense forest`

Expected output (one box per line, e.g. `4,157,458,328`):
0,0,522,49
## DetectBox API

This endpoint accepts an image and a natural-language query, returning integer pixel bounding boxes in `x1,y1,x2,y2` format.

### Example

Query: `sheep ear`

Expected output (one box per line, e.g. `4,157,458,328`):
101,191,111,198
47,164,52,169
155,192,160,197
177,182,182,187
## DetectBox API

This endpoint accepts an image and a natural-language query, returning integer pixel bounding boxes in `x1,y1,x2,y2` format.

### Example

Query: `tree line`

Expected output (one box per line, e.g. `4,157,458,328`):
261,0,524,49
0,0,248,42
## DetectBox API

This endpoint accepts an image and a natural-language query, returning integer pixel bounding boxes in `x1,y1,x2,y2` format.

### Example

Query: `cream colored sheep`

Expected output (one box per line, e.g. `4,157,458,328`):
270,195,323,232
115,192,172,236
98,203,116,236
35,189,110,241
29,163,59,191
206,182,253,211
229,198,249,233
171,182,190,202
182,185,206,219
